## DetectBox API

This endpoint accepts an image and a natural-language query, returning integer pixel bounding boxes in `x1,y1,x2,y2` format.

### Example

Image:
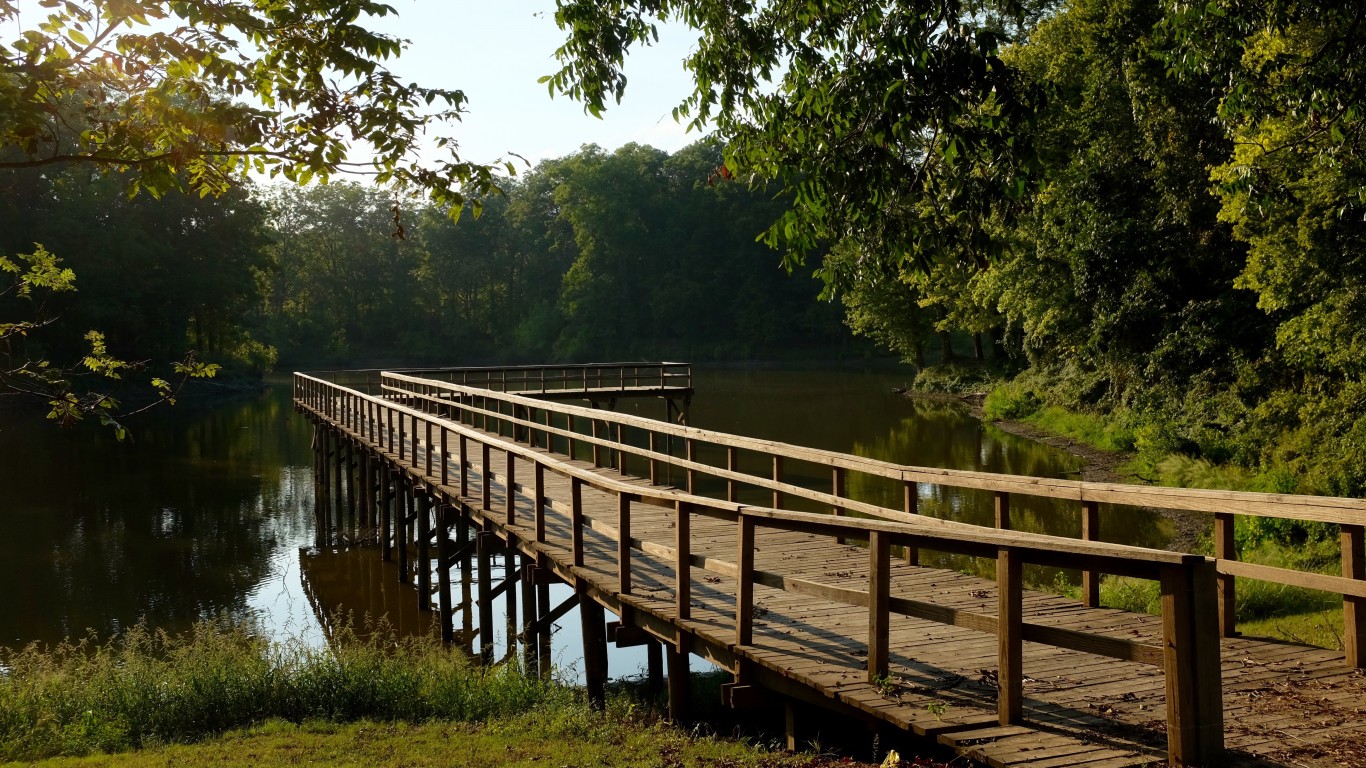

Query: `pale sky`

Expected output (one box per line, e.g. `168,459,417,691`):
370,2,703,169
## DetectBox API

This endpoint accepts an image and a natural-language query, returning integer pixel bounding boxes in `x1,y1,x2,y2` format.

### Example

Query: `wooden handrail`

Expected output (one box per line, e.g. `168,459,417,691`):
296,371,1226,764
375,369,1366,672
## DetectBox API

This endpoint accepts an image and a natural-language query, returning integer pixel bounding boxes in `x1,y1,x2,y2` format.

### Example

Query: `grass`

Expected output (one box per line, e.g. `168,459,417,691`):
0,619,561,762
0,621,911,768
10,715,850,768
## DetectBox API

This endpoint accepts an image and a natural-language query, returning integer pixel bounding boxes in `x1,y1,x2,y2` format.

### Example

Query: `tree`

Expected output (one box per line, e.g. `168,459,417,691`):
1,0,503,430
547,0,1042,287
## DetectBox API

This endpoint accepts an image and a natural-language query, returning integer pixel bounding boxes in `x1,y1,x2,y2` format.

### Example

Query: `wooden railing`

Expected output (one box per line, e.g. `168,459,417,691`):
377,371,1366,670
296,371,1233,765
301,362,691,398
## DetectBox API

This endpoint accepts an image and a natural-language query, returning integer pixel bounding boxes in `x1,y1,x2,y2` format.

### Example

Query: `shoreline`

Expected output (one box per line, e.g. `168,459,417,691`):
910,391,1211,552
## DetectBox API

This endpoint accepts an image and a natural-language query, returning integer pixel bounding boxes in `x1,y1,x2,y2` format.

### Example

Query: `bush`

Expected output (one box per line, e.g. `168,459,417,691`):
982,381,1041,420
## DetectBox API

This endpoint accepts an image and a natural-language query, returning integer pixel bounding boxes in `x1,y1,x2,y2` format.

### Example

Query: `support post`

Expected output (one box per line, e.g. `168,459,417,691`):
995,491,1011,530
676,501,691,621
534,463,546,543
997,547,1023,725
380,468,392,561
536,573,553,678
903,479,919,565
726,446,738,502
667,639,691,723
481,442,492,511
417,493,431,611
396,482,410,583
1214,511,1236,636
772,456,784,509
1160,559,1224,766
618,494,632,595
579,585,608,710
436,505,453,643
736,515,755,646
520,555,537,674
1344,524,1365,668
1081,500,1101,607
571,477,585,567
477,530,494,664
505,450,517,525
868,530,891,682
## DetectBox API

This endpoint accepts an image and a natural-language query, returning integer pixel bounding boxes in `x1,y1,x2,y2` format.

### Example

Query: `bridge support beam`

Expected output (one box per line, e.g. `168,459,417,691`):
477,530,495,664
579,585,608,710
667,638,690,723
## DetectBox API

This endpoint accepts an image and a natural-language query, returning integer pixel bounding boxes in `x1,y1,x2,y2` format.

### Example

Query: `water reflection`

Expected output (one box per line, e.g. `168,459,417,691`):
0,382,315,648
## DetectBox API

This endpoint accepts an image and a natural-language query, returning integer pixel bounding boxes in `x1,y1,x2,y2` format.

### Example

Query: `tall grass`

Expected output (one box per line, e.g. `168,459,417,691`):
0,619,565,761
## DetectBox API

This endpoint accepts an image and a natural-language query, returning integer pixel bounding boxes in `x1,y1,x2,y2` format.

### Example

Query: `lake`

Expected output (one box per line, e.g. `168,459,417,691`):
0,365,1172,676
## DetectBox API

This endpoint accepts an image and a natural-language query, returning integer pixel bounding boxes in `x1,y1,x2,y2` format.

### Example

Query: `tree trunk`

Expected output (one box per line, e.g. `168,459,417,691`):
973,332,984,361
939,331,955,362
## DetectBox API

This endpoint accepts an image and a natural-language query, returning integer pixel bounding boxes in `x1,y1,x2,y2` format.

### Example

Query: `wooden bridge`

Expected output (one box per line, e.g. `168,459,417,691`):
293,363,1366,768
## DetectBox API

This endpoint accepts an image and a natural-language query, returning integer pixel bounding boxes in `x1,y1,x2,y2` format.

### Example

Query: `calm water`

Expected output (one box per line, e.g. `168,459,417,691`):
0,367,1172,656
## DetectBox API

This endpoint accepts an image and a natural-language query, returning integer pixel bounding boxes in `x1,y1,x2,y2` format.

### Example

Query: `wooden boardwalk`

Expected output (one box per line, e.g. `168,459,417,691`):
294,365,1366,768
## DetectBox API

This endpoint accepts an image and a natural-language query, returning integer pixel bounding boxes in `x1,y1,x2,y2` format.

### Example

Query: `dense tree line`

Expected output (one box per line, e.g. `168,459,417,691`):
1,140,853,394
256,140,848,364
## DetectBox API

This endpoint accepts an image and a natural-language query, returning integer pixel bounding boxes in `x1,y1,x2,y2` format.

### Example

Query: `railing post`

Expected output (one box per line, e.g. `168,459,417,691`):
676,501,691,621
649,432,659,485
736,515,755,646
772,456,783,509
591,418,602,467
459,434,468,498
424,420,433,476
618,493,632,595
995,491,1011,530
505,450,516,525
440,427,449,487
1344,523,1365,668
1214,511,1236,636
997,546,1023,725
833,467,846,545
534,462,546,543
1160,558,1224,766
398,411,406,462
1082,500,1101,607
686,438,697,494
903,479,920,565
481,442,491,511
571,477,585,567
726,446,738,502
868,530,890,682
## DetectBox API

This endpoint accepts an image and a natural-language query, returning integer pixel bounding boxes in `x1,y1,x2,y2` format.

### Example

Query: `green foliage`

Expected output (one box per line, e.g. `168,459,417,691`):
982,381,1041,421
549,0,1043,280
0,0,499,206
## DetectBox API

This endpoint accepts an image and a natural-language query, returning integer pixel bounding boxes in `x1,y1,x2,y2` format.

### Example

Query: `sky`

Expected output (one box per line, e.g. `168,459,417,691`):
369,2,704,169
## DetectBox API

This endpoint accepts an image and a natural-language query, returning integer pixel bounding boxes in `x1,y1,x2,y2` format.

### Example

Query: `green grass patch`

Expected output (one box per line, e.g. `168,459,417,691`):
11,715,848,768
1022,406,1136,452
0,620,562,762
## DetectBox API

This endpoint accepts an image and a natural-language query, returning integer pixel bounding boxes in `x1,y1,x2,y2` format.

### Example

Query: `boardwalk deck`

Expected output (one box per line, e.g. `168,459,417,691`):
295,369,1366,768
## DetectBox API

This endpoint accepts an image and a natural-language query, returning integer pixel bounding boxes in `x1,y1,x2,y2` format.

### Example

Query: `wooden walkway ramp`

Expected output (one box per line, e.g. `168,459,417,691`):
294,365,1366,768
